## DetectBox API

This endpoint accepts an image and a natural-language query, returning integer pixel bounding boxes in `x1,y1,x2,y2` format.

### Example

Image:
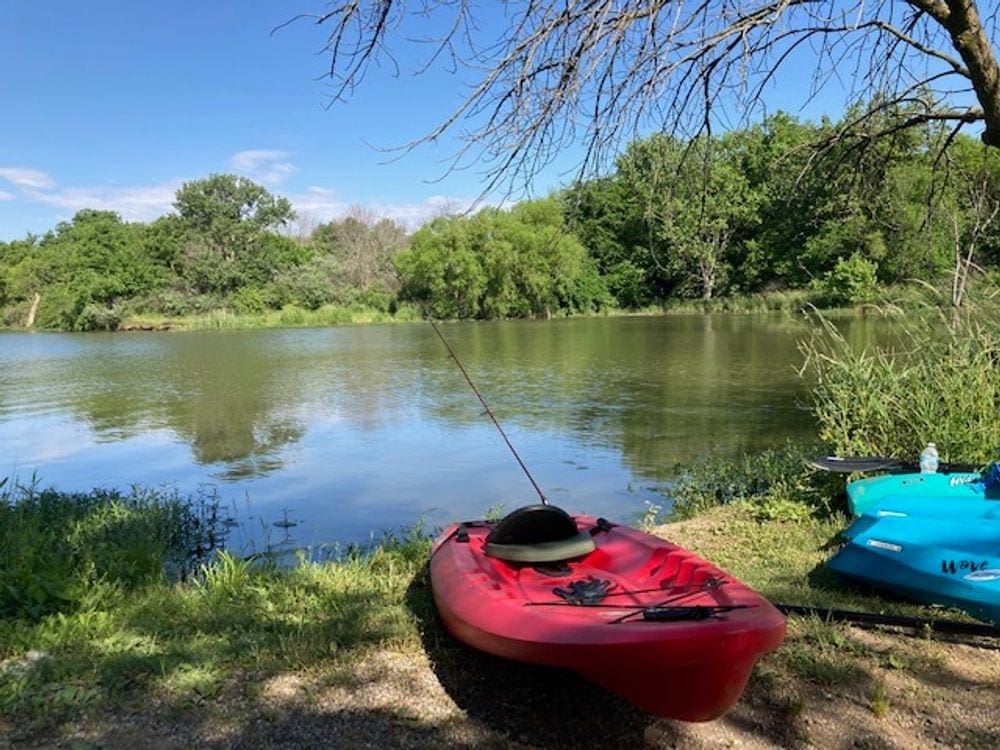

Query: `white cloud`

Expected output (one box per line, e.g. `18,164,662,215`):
0,161,482,234
229,149,296,185
31,181,182,223
0,166,56,190
286,188,480,230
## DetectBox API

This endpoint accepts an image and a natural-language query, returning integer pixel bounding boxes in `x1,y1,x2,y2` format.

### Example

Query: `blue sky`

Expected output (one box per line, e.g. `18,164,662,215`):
2,2,520,239
0,1,941,241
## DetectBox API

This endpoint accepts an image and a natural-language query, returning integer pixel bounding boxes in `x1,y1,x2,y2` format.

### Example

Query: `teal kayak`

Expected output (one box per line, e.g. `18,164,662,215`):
853,493,1000,525
828,514,1000,625
846,471,985,517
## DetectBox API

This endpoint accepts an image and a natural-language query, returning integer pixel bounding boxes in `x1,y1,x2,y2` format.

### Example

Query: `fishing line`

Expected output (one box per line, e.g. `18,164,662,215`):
429,320,548,505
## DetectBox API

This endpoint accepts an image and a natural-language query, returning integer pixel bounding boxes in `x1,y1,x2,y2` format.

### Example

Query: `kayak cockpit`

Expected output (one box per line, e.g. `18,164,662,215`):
483,504,597,563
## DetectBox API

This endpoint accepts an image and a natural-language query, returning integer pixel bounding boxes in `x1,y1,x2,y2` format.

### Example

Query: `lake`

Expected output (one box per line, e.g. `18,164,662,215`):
0,315,846,552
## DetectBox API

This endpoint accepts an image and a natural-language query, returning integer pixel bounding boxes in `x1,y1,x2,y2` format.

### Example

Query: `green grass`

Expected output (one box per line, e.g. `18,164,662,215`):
119,302,424,331
0,506,430,729
0,481,228,620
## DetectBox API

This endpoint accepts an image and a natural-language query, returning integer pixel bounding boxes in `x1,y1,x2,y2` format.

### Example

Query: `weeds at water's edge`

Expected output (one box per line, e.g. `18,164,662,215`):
664,441,846,522
0,480,433,730
0,479,231,620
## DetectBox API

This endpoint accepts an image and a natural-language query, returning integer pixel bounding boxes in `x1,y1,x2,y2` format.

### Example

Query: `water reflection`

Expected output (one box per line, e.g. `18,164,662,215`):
0,315,869,543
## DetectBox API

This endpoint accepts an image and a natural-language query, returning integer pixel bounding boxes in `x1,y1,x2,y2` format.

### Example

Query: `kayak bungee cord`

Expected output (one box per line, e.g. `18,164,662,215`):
523,576,739,625
430,320,549,505
524,577,732,606
608,577,730,624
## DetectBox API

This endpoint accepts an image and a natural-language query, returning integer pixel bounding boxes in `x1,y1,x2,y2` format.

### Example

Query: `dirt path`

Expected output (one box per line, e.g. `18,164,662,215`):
11,634,997,750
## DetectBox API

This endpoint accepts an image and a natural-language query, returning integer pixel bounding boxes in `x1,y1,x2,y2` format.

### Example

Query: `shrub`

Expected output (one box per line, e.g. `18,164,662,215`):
668,442,844,520
810,254,880,307
605,260,650,308
231,286,269,315
73,303,122,332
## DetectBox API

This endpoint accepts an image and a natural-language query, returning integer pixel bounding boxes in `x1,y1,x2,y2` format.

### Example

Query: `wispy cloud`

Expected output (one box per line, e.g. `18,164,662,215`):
31,182,182,223
229,149,296,185
0,164,180,223
0,166,57,190
0,162,482,236
288,187,479,230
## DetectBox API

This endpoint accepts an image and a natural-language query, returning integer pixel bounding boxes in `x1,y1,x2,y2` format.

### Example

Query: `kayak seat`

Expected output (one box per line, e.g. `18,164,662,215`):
484,504,596,563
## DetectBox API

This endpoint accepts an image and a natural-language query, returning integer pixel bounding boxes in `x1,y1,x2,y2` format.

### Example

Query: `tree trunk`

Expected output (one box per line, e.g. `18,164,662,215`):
926,1,1000,147
700,260,716,301
25,292,41,328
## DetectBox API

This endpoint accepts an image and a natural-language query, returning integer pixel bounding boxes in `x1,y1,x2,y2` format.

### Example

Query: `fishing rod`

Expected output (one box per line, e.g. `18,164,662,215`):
429,320,549,505
774,604,1000,638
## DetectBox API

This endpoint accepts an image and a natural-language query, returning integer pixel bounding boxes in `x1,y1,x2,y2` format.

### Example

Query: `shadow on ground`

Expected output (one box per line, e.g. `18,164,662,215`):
402,561,658,749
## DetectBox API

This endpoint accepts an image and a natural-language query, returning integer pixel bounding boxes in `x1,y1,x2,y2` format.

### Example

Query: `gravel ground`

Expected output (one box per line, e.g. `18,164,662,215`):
6,622,999,750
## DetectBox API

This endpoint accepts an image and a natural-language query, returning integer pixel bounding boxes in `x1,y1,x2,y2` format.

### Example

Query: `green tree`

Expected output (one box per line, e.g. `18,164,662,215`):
396,199,606,318
2,211,160,330
617,134,761,301
173,175,295,294
565,177,666,307
395,216,486,318
174,174,294,259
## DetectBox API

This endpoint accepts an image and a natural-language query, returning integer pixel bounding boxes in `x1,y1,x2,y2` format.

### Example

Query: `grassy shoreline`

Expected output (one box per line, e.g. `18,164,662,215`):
2,483,998,748
4,294,847,334
4,277,995,333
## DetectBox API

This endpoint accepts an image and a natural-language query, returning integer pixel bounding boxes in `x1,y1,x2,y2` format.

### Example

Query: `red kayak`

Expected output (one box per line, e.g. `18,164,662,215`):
430,505,786,721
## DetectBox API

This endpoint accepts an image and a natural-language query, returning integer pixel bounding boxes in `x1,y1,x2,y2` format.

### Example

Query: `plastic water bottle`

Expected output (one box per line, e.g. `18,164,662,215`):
919,443,939,473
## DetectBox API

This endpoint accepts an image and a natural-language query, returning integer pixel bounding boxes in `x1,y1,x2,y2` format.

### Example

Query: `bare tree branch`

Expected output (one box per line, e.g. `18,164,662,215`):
284,1,1000,193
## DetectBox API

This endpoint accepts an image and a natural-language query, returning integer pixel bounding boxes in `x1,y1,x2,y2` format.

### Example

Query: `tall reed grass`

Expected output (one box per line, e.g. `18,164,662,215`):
800,307,1000,465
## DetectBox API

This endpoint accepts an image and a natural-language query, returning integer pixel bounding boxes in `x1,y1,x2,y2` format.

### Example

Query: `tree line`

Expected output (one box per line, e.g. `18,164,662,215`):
2,113,1000,331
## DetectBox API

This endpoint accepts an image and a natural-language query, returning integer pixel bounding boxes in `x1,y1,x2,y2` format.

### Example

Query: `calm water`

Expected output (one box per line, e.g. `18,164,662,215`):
0,316,850,549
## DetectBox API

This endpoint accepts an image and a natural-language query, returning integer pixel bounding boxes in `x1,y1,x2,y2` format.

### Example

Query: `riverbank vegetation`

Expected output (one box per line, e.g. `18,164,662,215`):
3,113,1000,332
0,479,430,732
3,476,997,747
803,307,1000,466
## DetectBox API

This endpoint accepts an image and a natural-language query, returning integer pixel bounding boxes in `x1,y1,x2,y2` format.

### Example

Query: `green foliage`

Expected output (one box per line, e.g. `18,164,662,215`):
669,442,844,521
173,174,294,256
1,211,164,330
4,111,1000,331
0,483,229,620
604,260,649,308
616,133,762,301
230,286,269,315
172,176,296,295
397,199,608,319
74,303,123,332
810,254,880,306
0,487,430,728
802,310,1000,465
